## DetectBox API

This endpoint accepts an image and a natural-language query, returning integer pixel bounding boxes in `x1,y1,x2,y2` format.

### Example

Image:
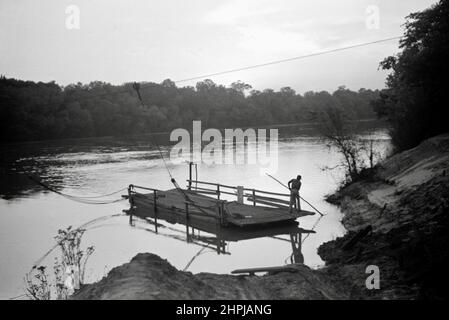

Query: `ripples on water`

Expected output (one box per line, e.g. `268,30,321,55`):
0,121,390,299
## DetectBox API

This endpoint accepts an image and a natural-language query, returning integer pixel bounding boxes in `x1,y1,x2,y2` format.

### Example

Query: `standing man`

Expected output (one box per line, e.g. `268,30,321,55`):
288,175,302,213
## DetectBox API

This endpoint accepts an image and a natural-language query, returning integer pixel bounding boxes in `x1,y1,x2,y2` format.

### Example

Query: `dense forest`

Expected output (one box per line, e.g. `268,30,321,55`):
0,77,379,142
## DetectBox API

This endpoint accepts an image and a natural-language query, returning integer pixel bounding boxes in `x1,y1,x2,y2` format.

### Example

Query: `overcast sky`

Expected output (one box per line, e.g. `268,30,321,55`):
0,0,437,93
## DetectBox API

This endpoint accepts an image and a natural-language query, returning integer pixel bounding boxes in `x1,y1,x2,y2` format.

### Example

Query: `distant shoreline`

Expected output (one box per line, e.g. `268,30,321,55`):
0,118,386,147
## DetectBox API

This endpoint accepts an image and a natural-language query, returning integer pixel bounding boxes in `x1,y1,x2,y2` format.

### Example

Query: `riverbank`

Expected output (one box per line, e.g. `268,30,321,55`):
73,134,449,300
72,253,348,299
320,133,449,299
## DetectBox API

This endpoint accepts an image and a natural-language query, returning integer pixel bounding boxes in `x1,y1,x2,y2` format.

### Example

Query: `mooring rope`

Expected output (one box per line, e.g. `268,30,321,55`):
153,144,220,218
182,245,214,271
66,188,128,199
26,174,126,205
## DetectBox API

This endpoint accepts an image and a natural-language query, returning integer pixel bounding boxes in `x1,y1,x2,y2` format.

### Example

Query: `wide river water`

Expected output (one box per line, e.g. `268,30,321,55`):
0,120,390,299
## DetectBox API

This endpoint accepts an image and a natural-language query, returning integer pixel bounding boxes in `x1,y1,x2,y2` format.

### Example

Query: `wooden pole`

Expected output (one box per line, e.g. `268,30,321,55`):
185,203,190,242
216,201,220,228
128,185,134,226
252,189,256,206
153,190,158,233
216,224,221,255
188,162,193,190
220,201,225,226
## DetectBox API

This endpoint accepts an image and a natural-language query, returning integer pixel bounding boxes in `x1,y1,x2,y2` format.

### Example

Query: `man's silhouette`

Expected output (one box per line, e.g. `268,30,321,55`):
288,175,302,213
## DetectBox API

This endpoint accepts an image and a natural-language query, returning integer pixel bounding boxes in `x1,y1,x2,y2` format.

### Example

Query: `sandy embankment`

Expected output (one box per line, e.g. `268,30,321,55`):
73,134,449,300
329,134,449,233
320,134,449,299
72,253,347,299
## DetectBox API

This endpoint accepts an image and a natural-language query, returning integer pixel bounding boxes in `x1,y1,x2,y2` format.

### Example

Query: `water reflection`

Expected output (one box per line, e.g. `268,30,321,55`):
132,216,309,265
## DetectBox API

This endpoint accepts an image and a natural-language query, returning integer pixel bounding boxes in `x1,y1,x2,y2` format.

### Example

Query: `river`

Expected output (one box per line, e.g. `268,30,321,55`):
0,120,390,299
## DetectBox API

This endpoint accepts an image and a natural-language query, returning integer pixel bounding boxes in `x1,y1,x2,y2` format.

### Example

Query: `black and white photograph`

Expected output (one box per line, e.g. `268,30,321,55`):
0,0,448,305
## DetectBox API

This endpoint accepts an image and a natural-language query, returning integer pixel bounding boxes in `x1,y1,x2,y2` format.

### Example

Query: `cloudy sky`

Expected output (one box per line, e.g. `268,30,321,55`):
0,0,437,93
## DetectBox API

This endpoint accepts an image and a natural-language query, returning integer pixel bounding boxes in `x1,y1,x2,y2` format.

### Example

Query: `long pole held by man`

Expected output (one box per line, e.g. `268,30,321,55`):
266,173,325,217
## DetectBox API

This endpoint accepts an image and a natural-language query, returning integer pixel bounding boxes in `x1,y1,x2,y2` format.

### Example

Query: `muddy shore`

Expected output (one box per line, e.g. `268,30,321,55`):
73,134,449,300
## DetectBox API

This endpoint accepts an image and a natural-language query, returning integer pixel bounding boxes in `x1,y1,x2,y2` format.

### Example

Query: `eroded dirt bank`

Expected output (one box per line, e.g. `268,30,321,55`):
72,253,348,299
320,134,449,299
73,134,449,300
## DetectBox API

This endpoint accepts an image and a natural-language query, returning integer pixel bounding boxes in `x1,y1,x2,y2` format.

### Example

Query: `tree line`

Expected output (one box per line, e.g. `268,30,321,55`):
0,77,379,142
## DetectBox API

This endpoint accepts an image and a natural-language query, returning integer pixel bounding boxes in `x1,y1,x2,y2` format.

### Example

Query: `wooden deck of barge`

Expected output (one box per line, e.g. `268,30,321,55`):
128,184,315,229
123,163,319,262
125,174,318,261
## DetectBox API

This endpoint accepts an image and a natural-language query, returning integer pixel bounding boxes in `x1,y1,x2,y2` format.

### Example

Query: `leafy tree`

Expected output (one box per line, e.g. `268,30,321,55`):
374,0,449,150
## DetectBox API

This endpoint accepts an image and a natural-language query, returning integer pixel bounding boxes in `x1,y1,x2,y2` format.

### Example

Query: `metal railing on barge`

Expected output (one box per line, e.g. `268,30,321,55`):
126,183,229,233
